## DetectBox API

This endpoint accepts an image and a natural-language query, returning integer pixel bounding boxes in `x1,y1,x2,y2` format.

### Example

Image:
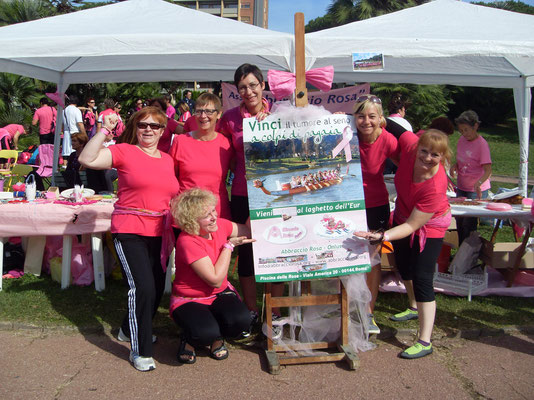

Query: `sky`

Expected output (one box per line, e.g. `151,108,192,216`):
268,0,534,33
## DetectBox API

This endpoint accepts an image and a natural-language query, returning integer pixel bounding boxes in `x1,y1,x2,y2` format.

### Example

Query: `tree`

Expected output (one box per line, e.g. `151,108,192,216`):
472,1,534,15
0,0,52,26
306,0,428,32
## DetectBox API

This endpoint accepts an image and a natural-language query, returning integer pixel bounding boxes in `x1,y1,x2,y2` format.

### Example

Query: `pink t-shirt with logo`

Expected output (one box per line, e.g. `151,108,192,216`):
359,128,399,208
109,144,179,236
33,106,56,135
394,132,449,238
169,132,233,219
456,135,492,192
170,218,233,314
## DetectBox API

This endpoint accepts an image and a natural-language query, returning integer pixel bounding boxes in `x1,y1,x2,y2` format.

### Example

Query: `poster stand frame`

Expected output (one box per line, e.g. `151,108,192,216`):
263,12,359,375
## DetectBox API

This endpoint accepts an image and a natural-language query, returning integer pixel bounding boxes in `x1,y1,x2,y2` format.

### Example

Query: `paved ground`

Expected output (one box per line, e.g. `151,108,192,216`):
1,328,533,400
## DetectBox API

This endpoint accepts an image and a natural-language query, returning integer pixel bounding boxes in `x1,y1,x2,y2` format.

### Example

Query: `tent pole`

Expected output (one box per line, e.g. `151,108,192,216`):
51,80,69,187
513,84,531,197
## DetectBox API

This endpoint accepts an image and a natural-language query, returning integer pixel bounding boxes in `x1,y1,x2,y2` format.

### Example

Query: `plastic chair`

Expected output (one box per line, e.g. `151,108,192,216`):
0,149,20,191
36,144,54,186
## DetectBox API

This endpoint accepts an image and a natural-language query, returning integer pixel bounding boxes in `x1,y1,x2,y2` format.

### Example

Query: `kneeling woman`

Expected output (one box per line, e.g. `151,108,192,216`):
170,188,254,363
354,129,451,359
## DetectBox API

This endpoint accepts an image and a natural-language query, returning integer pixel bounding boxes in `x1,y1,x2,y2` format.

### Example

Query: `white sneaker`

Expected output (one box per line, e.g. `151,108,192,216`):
129,352,156,372
262,313,284,341
117,327,157,344
241,310,259,338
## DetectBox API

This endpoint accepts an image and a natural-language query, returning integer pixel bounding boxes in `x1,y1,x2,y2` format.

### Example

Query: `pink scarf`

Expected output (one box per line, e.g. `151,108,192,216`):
394,208,451,252
112,204,174,271
240,97,270,118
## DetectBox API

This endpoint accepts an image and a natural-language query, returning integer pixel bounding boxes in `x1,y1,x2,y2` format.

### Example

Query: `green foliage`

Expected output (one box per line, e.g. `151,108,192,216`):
0,104,33,127
0,73,41,110
472,0,534,14
306,0,428,31
371,83,451,132
447,86,517,125
0,0,52,26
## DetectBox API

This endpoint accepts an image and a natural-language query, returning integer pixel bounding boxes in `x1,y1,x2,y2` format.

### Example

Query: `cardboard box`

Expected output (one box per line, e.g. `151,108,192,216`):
489,242,534,269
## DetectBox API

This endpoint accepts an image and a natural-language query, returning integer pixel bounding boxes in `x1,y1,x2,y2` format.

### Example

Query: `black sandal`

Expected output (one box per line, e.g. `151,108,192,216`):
210,340,229,361
177,338,196,364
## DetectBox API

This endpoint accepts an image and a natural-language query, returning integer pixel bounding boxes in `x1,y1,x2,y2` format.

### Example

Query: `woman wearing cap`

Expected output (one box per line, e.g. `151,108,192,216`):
352,94,400,335
451,110,492,244
218,63,284,339
79,106,179,372
170,188,252,364
354,129,452,359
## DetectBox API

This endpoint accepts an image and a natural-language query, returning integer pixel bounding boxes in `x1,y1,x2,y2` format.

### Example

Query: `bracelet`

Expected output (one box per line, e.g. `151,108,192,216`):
100,128,112,136
369,230,384,245
222,241,235,251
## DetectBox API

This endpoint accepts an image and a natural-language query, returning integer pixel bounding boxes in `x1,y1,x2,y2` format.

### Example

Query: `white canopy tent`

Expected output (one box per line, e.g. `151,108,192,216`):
306,0,534,196
0,0,295,180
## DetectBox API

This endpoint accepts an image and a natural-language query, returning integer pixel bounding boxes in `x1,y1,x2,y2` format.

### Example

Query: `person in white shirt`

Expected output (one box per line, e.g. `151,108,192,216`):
63,94,86,157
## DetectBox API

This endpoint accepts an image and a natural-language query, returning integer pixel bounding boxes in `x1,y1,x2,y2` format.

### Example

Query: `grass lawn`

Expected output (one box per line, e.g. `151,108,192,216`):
1,220,533,336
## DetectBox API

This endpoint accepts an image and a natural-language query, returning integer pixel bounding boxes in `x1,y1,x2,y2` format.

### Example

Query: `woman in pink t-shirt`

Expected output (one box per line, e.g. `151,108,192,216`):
169,92,233,219
355,130,452,360
176,101,192,129
218,64,284,338
170,188,253,363
79,107,179,372
352,94,399,335
451,110,492,244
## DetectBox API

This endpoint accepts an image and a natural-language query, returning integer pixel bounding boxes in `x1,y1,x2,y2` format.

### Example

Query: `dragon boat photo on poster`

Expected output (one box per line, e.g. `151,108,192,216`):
243,105,372,282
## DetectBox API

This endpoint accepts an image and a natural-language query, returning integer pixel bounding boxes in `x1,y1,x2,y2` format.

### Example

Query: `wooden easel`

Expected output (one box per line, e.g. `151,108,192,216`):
263,13,359,374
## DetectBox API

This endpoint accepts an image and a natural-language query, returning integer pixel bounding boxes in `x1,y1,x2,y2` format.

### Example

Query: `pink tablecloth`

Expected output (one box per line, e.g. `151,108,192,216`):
0,200,114,237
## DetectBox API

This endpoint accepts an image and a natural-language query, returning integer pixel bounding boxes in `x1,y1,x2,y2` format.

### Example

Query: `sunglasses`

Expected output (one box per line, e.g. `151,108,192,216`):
194,109,218,116
356,95,382,104
137,122,163,130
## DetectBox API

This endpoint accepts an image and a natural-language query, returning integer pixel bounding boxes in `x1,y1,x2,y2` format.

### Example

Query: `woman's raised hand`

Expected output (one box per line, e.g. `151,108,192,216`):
103,114,119,131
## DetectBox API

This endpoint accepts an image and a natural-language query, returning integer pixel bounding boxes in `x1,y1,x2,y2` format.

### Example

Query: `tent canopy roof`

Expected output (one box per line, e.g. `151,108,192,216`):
306,0,534,88
0,0,294,84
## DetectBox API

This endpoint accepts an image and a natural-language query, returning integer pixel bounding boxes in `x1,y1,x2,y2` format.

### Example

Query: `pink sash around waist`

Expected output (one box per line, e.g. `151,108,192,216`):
112,204,174,271
394,208,452,252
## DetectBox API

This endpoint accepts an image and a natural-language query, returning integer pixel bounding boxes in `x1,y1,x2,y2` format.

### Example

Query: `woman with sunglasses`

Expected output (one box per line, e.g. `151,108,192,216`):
218,63,284,339
79,107,179,372
169,92,233,220
80,98,98,138
354,129,452,359
352,94,400,336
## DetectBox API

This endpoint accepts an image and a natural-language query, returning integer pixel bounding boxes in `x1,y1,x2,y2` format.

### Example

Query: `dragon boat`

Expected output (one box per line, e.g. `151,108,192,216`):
252,177,343,196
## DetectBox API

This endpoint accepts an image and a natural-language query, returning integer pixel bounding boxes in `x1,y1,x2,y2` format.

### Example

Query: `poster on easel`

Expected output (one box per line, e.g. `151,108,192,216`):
244,106,371,283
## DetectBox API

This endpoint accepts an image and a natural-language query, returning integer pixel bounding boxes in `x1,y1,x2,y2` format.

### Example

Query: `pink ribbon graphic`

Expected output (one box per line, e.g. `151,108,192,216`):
267,66,335,100
45,88,66,108
332,125,353,162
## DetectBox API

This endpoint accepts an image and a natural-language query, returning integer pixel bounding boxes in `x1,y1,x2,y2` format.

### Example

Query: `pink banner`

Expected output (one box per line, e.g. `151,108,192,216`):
221,82,370,114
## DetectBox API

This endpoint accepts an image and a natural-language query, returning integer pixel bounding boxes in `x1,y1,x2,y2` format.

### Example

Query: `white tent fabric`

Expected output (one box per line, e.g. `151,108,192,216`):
0,0,294,84
0,0,295,182
306,0,533,195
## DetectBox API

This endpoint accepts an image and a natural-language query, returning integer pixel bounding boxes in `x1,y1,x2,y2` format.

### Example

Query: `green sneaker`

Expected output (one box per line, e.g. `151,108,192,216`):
400,342,433,359
367,314,380,335
390,308,418,321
